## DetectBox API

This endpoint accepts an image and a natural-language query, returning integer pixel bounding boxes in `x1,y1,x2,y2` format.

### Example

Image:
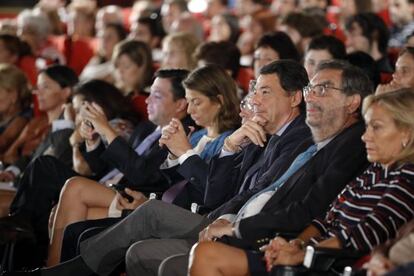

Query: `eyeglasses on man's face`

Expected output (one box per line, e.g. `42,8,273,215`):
302,83,344,98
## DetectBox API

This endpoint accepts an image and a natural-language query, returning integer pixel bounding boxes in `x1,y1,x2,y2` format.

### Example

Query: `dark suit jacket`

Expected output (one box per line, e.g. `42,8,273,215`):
99,117,194,194
203,115,311,212
222,121,369,241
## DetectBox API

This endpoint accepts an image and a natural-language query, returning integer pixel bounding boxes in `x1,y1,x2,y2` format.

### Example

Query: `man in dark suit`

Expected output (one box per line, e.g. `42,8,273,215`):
0,69,190,266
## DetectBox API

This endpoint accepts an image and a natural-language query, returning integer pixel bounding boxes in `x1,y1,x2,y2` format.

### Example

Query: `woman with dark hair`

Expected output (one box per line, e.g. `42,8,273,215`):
376,47,414,95
253,31,300,78
112,39,154,120
158,65,241,207
208,13,240,44
79,23,127,83
46,79,137,266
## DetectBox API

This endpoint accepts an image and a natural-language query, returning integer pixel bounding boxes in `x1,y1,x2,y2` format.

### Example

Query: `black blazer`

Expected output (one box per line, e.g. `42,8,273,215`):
230,121,369,241
100,117,194,194
204,115,311,212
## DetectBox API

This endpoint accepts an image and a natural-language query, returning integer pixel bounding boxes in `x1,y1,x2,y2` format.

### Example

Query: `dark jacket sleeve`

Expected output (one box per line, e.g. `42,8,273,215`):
202,152,245,210
48,128,74,167
100,135,169,192
79,141,109,177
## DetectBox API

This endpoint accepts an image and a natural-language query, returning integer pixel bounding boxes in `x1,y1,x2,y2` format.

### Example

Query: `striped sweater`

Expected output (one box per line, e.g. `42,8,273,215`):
311,162,414,252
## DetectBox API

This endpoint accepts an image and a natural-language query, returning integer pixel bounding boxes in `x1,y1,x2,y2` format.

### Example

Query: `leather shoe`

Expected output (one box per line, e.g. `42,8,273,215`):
1,268,41,275
0,214,35,245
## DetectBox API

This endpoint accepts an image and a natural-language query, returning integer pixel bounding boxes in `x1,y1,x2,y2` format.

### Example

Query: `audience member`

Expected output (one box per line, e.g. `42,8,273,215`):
80,23,127,82
304,34,346,79
376,47,414,94
112,39,153,120
160,0,188,34
161,32,199,70
208,13,240,44
345,12,393,74
253,31,300,78
0,64,32,158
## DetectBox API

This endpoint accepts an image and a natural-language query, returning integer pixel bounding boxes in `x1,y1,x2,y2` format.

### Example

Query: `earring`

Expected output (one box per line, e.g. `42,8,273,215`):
402,141,408,148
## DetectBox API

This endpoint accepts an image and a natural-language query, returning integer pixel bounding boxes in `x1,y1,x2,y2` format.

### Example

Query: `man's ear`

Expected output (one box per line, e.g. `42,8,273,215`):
62,87,72,102
346,94,361,114
217,94,224,106
290,90,303,108
175,98,188,113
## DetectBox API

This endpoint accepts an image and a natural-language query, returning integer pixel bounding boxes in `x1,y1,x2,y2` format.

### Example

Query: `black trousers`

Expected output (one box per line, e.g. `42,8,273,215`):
9,155,78,264
61,217,122,262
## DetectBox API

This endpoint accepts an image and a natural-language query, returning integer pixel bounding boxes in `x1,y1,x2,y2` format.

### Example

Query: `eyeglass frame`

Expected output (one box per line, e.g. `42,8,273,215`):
302,83,344,98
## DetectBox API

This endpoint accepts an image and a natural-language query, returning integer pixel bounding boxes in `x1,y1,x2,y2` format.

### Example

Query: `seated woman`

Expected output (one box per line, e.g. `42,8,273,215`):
0,64,32,159
79,23,127,83
46,65,240,265
376,47,414,94
65,80,137,177
112,39,154,120
189,88,414,276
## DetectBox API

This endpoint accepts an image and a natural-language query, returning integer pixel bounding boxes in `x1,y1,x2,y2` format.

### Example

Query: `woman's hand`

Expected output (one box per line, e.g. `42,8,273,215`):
263,237,305,271
115,188,148,210
80,102,111,136
159,118,193,158
363,254,395,276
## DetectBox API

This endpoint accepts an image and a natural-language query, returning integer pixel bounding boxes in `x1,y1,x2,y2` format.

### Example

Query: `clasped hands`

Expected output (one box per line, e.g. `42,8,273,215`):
159,118,194,158
262,237,306,271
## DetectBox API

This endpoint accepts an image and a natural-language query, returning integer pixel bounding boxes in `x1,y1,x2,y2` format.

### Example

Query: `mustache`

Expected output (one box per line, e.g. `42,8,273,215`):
306,103,323,112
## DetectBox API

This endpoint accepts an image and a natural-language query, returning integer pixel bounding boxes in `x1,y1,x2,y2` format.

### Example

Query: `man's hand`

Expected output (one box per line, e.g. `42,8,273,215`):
363,254,395,276
224,115,268,151
115,188,148,210
198,219,233,242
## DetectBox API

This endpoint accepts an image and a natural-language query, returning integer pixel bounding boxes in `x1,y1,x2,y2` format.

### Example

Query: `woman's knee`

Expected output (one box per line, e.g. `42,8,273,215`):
60,176,87,198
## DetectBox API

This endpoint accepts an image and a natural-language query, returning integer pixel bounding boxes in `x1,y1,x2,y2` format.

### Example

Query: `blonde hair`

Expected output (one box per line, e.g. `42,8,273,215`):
162,32,199,70
0,63,31,110
362,88,414,166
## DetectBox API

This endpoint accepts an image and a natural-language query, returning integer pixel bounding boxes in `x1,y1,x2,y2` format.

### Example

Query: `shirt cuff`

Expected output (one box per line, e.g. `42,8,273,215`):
52,119,75,132
5,165,21,178
178,149,197,164
217,214,237,223
233,220,242,238
219,149,236,158
85,138,102,152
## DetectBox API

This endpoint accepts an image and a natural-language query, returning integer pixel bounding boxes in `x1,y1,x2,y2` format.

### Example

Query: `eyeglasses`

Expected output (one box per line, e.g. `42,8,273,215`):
240,94,254,112
303,83,344,97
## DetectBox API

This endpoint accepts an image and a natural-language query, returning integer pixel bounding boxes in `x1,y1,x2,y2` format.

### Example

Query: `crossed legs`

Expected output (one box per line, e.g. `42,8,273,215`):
47,176,116,266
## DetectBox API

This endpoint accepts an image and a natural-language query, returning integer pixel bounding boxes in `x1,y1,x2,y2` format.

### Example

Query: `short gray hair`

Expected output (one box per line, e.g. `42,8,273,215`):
17,9,51,41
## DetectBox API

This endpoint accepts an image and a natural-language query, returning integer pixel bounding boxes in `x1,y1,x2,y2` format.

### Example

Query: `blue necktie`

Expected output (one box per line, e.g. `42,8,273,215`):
235,144,318,220
99,129,161,183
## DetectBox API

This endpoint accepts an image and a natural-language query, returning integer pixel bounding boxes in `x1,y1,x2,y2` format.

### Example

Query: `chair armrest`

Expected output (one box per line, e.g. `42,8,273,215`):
303,245,366,272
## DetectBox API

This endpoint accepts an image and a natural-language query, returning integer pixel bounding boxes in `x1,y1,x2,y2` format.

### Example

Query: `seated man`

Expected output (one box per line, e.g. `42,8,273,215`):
11,60,371,276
